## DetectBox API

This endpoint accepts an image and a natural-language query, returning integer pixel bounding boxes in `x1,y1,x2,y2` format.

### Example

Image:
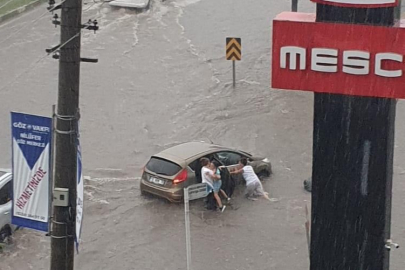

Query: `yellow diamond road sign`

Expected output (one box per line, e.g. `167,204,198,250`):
226,37,241,61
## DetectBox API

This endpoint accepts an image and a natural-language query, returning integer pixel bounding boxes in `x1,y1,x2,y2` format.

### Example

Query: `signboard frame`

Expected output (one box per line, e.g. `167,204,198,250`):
311,0,398,8
272,12,405,99
226,37,242,61
75,122,84,253
11,112,52,232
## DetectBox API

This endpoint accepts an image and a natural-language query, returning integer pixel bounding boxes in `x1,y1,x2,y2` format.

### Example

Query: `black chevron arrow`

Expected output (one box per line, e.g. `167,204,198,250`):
227,52,241,61
226,43,241,54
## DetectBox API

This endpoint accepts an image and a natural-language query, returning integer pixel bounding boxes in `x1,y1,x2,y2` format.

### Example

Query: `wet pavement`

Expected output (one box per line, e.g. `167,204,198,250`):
0,0,405,269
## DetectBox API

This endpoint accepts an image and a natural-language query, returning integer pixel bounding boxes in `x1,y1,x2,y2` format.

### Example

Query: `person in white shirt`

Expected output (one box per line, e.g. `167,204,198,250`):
200,157,226,212
230,157,270,201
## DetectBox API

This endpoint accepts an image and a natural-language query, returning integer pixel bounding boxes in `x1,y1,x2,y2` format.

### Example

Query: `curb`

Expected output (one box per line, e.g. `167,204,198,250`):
0,0,47,24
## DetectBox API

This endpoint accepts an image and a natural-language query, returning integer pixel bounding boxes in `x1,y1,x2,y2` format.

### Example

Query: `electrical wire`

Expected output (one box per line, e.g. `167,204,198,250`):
0,0,66,45
83,1,98,12
0,0,100,91
0,0,100,44
0,0,17,11
0,31,81,92
83,0,108,11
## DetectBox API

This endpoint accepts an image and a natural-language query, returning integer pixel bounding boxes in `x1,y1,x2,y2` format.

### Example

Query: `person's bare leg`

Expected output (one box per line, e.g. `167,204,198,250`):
220,189,229,199
214,192,223,208
256,182,271,201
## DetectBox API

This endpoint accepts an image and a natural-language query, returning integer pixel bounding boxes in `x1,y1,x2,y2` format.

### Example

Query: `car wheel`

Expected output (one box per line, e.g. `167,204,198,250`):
0,225,12,243
257,170,270,180
140,187,147,196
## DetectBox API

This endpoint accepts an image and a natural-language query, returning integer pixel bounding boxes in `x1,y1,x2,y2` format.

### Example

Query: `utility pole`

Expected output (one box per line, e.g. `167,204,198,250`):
291,0,298,12
50,0,82,269
310,2,400,270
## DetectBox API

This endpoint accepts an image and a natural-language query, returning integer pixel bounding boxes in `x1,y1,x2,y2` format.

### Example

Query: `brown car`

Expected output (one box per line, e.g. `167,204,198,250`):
140,142,272,203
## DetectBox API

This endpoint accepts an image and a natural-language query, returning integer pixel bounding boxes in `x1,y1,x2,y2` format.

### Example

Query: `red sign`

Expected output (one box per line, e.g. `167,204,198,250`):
311,0,398,8
272,12,405,99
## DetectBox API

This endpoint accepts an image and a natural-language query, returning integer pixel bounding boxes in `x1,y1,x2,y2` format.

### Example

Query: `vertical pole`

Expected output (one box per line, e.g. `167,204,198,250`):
305,204,310,257
291,0,298,12
232,60,236,88
48,105,56,234
184,188,191,270
310,3,399,270
50,0,82,268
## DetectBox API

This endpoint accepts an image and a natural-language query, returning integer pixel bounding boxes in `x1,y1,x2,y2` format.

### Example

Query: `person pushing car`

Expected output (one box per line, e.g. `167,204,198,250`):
230,157,270,201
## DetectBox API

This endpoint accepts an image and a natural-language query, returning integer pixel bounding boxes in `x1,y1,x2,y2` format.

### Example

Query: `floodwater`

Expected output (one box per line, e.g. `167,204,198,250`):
0,0,404,269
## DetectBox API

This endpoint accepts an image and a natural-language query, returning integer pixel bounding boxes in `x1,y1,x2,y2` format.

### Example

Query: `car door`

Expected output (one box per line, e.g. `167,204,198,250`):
188,159,201,183
0,178,12,231
215,151,244,166
188,154,215,184
214,151,246,184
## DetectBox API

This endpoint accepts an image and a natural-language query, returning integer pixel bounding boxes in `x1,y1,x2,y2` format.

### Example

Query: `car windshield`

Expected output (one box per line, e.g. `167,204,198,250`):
240,150,252,157
145,157,182,176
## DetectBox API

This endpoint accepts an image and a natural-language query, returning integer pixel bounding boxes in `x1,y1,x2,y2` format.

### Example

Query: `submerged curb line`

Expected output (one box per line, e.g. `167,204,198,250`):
0,0,47,24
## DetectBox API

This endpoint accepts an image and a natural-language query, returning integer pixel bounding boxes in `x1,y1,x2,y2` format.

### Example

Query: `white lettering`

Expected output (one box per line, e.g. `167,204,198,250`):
32,125,50,132
279,46,403,78
311,48,338,73
280,46,306,70
375,53,403,78
343,50,370,75
13,122,27,129
16,139,26,144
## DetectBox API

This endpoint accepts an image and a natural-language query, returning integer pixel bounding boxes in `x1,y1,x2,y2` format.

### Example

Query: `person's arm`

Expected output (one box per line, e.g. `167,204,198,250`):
230,168,244,175
205,171,220,180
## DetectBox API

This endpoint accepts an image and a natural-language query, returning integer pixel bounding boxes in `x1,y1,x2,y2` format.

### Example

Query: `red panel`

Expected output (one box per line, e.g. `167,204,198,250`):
272,12,405,99
311,0,398,8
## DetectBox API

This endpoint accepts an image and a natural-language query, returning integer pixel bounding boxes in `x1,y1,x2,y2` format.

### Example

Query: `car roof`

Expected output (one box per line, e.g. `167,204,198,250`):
153,141,235,164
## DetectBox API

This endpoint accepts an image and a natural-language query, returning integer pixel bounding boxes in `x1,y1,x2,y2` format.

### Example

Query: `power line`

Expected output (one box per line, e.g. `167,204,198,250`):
0,0,98,91
0,3,41,29
0,0,99,45
0,0,17,10
83,1,98,11
0,31,80,92
0,0,66,45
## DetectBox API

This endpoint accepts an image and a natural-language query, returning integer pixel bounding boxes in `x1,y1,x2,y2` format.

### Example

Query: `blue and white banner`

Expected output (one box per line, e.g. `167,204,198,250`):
76,125,84,253
11,112,52,232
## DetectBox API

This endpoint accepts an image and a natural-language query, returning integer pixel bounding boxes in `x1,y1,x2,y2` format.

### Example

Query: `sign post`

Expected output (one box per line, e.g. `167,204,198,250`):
304,204,310,257
292,0,298,12
226,37,242,88
232,60,236,88
272,1,401,269
184,187,192,270
184,183,208,270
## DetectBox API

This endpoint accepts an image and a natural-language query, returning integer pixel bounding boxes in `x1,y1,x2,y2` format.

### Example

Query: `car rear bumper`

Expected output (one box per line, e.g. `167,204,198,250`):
140,179,183,203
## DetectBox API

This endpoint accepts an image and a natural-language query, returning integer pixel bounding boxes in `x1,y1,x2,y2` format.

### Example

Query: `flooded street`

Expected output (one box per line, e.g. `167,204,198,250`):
1,0,405,269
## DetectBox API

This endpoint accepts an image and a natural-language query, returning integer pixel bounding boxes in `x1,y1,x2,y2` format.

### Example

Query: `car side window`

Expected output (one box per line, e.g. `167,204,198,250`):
190,155,214,183
0,181,12,205
215,152,242,166
188,155,215,172
188,159,199,172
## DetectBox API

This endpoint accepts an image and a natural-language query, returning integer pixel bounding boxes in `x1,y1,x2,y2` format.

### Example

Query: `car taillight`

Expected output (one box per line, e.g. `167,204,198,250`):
173,169,187,184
